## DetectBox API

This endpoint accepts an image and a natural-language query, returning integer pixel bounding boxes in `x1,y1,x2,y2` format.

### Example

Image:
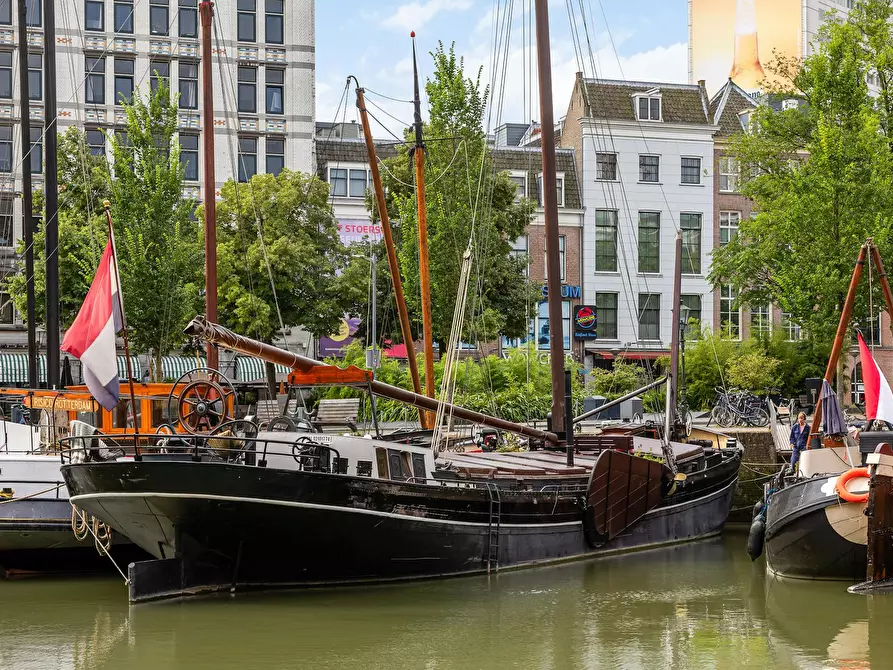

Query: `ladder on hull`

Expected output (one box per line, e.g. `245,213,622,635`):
486,482,502,573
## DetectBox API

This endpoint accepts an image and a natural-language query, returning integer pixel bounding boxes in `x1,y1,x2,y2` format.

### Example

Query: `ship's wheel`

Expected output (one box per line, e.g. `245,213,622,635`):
167,367,238,434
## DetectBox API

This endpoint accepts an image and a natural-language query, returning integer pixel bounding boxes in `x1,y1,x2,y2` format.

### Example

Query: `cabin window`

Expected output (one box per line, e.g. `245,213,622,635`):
357,460,373,477
375,447,388,478
150,399,175,427
112,399,142,429
334,457,349,475
387,449,408,481
411,453,426,481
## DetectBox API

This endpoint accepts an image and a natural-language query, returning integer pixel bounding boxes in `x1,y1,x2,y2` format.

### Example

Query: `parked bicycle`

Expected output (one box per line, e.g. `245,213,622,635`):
709,387,770,428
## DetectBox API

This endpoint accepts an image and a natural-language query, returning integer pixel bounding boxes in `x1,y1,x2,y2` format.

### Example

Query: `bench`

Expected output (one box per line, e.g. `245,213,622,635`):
312,398,360,433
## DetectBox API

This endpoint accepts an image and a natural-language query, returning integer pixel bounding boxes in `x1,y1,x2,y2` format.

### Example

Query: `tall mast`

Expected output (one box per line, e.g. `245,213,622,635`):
200,1,218,370
355,83,429,428
17,0,36,389
44,0,59,387
533,0,566,435
411,32,436,421
665,232,683,440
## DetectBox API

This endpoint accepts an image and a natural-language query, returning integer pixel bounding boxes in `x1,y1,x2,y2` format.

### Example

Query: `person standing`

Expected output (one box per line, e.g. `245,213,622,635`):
789,411,810,471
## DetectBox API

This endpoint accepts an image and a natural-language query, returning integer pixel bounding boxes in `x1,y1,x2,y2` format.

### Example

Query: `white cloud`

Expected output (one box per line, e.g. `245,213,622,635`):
383,0,474,33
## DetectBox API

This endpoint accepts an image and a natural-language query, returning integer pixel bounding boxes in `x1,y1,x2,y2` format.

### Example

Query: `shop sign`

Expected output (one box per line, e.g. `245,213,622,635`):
541,284,582,299
574,305,598,341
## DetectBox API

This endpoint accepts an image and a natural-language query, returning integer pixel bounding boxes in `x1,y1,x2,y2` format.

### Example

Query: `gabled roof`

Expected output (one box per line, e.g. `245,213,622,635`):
490,146,582,210
709,79,758,137
579,78,711,125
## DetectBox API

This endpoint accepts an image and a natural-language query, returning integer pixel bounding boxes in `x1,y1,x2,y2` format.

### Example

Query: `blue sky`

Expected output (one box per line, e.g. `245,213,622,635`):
316,0,690,137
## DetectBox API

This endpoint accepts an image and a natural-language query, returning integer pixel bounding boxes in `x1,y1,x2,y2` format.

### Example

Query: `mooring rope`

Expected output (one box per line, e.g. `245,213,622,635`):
0,483,64,505
70,503,130,585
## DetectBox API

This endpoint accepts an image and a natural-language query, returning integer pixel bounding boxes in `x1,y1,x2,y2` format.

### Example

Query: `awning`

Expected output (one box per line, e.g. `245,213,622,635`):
618,351,666,360
0,353,47,385
159,355,207,382
384,343,408,359
233,356,290,382
117,355,141,380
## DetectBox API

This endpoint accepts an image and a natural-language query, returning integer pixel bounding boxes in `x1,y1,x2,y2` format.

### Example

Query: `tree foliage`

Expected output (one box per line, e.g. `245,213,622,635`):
377,42,540,348
709,0,893,345
214,169,356,343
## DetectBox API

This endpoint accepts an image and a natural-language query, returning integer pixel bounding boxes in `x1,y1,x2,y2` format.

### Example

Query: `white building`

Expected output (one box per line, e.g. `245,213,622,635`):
561,76,718,366
0,0,315,356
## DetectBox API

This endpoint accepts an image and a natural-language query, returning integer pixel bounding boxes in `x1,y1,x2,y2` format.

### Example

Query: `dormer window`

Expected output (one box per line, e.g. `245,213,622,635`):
782,98,799,111
636,90,662,121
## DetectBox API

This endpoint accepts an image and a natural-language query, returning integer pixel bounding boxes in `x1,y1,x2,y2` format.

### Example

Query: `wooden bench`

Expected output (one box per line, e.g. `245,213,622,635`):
312,398,360,433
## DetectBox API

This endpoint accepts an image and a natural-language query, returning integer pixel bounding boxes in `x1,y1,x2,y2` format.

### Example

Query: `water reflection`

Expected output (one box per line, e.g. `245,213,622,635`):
2,532,892,669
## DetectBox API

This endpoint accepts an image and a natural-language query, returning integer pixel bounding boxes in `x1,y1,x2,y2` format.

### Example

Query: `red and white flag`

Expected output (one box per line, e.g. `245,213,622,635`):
60,231,123,410
857,332,893,424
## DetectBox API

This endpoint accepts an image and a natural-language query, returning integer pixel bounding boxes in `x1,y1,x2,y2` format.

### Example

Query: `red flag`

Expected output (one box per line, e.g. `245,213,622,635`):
857,332,893,423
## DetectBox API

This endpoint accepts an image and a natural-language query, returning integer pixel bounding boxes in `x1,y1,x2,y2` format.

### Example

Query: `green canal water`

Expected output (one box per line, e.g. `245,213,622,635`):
0,530,888,669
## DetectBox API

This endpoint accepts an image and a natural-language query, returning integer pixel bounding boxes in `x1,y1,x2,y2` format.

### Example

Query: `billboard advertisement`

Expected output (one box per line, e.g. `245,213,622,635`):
690,0,801,94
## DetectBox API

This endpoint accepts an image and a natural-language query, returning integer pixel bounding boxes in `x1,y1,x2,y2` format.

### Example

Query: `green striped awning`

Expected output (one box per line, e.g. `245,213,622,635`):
160,355,207,382
234,356,290,382
0,353,47,386
117,355,141,381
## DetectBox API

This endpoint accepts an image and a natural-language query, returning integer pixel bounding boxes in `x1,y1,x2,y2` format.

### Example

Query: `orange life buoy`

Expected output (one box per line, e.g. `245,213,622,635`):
835,467,870,504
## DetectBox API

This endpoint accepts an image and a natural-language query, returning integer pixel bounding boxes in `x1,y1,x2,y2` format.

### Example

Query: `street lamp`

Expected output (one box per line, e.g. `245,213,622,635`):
678,302,692,426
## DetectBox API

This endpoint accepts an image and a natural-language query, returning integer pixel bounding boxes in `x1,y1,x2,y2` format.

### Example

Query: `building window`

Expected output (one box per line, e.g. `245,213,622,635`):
150,60,169,93
596,153,617,181
781,312,801,342
179,0,197,37
179,61,198,109
508,173,526,202
719,156,740,192
329,167,347,196
85,57,105,105
114,59,134,105
544,235,566,282
348,167,368,197
0,2,9,24
719,211,740,246
680,294,701,337
638,211,660,274
0,290,12,323
639,155,659,183
266,137,284,176
28,54,41,100
266,68,284,114
86,129,105,157
537,174,565,207
179,133,198,181
595,209,618,272
149,0,168,35
114,0,133,33
0,126,11,172
637,96,661,121
0,53,10,99
238,136,257,182
28,127,41,174
536,300,571,351
237,0,256,42
595,293,618,340
0,198,12,247
85,0,104,31
25,0,40,27
265,0,283,44
681,157,701,185
720,284,740,338
638,293,660,341
238,66,257,113
510,235,529,277
751,304,771,338
680,213,702,274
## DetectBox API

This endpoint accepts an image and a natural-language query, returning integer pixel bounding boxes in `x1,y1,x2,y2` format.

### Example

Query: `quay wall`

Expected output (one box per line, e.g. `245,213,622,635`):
725,427,781,523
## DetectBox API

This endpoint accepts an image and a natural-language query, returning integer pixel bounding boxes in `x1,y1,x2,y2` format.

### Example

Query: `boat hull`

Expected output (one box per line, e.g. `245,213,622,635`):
765,475,867,581
63,455,740,601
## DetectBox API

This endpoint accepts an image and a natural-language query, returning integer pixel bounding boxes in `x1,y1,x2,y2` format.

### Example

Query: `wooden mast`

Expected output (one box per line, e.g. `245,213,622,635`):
355,83,429,428
533,0,566,435
44,0,59,387
17,0,36,390
410,32,436,424
808,242,868,445
199,1,218,371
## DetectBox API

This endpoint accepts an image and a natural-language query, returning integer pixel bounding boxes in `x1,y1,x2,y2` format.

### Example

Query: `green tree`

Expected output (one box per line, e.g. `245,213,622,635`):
214,169,355,354
378,42,540,350
108,83,203,376
6,128,111,327
709,2,893,347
